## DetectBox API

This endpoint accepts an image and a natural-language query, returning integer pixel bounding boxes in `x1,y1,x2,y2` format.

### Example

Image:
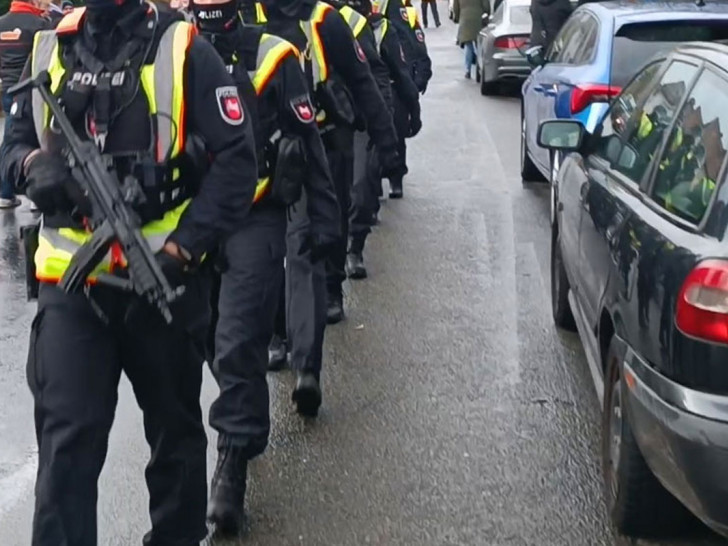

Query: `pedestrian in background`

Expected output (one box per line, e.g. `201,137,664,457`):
421,0,440,28
0,0,47,209
529,0,572,51
44,0,65,24
453,0,489,79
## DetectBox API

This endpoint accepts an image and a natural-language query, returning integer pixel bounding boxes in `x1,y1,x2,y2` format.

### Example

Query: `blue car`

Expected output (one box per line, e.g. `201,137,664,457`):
520,1,728,200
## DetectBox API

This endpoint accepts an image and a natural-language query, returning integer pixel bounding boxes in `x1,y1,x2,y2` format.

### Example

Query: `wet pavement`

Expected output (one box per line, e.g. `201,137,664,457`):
1,10,727,546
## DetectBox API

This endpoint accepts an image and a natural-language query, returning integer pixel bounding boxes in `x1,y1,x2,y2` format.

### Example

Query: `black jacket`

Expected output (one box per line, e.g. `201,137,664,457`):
0,2,49,90
265,2,398,155
2,4,258,262
371,15,420,123
220,24,340,245
529,0,572,50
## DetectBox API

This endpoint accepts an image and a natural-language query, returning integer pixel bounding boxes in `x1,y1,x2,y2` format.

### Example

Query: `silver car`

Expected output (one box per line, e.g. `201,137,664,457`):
476,0,531,95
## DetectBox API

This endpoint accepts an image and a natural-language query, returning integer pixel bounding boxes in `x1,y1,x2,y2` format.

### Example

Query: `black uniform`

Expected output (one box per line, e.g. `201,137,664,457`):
349,12,419,263
1,3,258,544
264,0,398,394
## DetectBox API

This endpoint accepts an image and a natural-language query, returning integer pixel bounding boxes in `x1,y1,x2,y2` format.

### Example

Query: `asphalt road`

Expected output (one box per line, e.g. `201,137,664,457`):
1,10,727,546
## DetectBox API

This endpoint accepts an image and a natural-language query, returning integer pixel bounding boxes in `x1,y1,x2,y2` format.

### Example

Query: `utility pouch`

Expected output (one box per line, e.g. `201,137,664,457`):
20,221,40,301
317,79,356,127
271,134,307,206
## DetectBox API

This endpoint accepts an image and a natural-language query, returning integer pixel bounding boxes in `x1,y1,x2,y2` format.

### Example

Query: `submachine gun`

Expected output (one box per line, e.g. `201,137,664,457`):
9,70,183,324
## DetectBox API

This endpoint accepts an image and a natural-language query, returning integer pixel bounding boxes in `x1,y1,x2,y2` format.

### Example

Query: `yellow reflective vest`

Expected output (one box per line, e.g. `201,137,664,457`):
339,5,368,38
30,7,196,283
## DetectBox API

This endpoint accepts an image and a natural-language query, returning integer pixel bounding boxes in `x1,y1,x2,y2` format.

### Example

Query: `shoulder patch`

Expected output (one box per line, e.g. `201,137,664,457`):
354,40,367,62
399,7,408,20
290,94,315,123
415,28,424,43
216,86,245,126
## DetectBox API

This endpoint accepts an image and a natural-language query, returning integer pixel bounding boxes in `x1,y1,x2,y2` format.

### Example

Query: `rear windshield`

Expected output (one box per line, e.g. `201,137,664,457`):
510,6,531,26
611,20,728,87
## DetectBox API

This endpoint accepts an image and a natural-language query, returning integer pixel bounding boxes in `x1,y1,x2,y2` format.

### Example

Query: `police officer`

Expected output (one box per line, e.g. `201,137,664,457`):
262,0,399,414
346,0,421,278
190,0,340,535
1,0,258,542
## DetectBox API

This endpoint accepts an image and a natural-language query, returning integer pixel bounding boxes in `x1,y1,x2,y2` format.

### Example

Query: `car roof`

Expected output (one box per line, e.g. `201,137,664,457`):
582,0,728,23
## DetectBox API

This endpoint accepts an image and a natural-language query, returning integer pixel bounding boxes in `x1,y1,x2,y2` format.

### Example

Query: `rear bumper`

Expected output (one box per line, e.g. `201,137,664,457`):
483,52,530,81
623,347,728,537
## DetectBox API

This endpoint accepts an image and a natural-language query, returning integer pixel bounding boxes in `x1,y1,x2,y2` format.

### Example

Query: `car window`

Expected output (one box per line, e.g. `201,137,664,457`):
611,20,728,88
491,2,504,25
546,14,580,62
593,62,663,163
555,13,592,64
607,61,699,183
509,6,531,26
573,14,599,65
650,69,728,224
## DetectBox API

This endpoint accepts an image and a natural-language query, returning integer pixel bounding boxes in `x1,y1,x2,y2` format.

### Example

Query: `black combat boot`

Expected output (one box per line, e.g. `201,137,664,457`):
292,371,322,417
326,291,345,324
346,252,367,279
389,176,403,199
267,334,288,371
207,443,248,538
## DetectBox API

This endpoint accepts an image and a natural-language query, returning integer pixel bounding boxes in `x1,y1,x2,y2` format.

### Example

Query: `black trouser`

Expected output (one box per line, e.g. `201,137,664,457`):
392,94,409,184
421,0,440,27
323,126,354,300
208,205,287,457
349,130,380,253
29,277,211,546
284,188,328,380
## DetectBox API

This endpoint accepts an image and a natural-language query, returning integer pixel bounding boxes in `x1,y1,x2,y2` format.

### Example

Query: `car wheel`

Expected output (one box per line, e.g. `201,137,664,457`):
602,338,690,538
480,76,498,96
520,106,544,181
549,151,560,226
550,223,576,331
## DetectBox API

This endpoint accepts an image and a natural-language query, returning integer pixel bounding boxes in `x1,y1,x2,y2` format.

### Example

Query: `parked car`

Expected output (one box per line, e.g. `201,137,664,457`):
521,0,728,195
475,0,532,95
539,42,728,540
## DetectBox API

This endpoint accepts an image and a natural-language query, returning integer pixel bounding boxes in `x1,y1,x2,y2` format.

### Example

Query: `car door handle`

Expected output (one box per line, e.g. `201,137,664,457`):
543,86,557,97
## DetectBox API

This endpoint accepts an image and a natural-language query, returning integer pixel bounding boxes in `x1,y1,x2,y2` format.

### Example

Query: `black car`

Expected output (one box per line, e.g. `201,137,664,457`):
538,42,728,539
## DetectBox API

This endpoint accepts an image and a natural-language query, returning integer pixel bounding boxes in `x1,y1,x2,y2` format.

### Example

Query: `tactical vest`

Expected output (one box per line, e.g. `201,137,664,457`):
339,5,367,38
30,7,198,283
245,31,300,200
371,17,389,53
299,2,332,89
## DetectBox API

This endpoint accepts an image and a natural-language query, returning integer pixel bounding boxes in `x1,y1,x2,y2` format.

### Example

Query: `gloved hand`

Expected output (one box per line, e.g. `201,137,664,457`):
379,146,402,179
309,232,339,263
24,150,91,216
156,247,189,289
409,115,422,137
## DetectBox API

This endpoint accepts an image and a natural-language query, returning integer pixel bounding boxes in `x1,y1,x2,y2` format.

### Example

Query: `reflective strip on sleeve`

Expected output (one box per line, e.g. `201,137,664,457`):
253,34,298,95
30,31,63,148
373,18,388,53
339,5,367,38
300,2,331,85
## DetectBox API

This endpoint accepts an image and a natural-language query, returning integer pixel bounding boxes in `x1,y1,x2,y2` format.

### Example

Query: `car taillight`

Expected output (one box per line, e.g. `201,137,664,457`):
494,36,529,49
676,260,728,345
569,84,622,115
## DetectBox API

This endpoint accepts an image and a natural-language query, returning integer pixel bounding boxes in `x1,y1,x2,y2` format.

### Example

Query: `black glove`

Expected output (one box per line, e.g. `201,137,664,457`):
156,250,189,289
409,115,422,137
25,151,91,216
308,232,338,263
379,147,402,179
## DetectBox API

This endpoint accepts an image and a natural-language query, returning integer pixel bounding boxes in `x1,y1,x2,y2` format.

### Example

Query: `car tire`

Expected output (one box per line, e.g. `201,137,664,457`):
520,105,545,182
602,339,691,538
480,76,498,96
550,223,576,331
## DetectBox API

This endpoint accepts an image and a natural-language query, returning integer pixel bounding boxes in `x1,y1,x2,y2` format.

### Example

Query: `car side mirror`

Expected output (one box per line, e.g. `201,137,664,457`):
537,119,585,151
525,45,546,68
